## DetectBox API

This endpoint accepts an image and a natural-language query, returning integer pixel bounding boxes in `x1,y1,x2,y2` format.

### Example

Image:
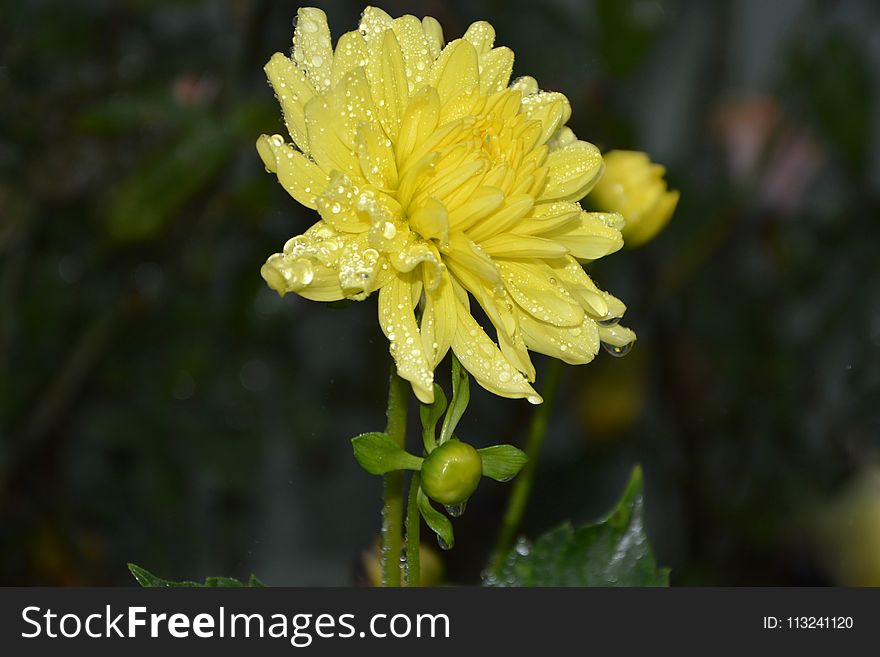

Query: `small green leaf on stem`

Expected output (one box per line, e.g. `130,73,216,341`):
352,432,423,475
439,355,469,445
478,445,528,482
418,384,447,453
417,488,454,550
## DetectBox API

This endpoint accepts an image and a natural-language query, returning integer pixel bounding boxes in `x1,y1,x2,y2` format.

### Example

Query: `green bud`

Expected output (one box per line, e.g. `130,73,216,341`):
421,439,482,505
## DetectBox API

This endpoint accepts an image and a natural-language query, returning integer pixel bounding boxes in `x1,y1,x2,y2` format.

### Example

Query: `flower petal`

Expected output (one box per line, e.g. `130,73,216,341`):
421,270,457,368
543,212,624,261
261,253,345,301
450,283,541,402
331,31,369,87
391,15,434,91
519,312,601,365
542,140,604,202
379,272,434,403
430,39,480,105
292,7,334,91
497,260,584,327
263,53,315,153
480,233,569,259
256,134,328,210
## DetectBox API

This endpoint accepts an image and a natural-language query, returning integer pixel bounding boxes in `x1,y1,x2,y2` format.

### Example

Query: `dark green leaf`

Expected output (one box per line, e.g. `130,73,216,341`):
419,384,447,452
478,445,528,482
128,563,264,588
439,354,469,444
351,432,423,475
485,466,669,586
417,488,454,550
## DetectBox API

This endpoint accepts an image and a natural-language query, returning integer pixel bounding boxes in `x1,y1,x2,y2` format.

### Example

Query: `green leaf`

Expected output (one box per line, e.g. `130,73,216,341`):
351,432,423,475
478,445,528,482
439,354,469,445
417,488,454,550
419,384,447,452
128,563,264,588
485,466,669,586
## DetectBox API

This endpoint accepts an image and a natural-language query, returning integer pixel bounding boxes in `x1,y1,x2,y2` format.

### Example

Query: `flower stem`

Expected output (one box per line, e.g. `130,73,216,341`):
405,472,421,587
381,368,408,587
489,358,564,575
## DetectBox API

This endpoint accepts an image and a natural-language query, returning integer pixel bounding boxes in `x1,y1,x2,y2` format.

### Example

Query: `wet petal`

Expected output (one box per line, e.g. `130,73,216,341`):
379,272,434,403
257,134,328,209
542,140,604,202
421,270,457,368
292,7,334,91
450,282,541,402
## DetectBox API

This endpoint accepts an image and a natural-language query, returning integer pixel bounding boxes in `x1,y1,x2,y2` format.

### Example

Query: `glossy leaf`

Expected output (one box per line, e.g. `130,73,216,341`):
477,445,528,482
485,466,669,586
351,432,423,475
417,487,454,550
128,563,265,588
418,383,448,452
438,354,469,445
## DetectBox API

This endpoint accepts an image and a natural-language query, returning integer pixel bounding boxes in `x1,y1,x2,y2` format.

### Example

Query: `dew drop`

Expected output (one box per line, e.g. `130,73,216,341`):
598,314,621,327
601,341,633,357
437,535,452,551
444,502,466,518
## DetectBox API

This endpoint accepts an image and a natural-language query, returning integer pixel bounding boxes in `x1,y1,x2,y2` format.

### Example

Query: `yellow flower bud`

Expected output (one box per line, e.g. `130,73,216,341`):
421,439,482,506
590,150,679,248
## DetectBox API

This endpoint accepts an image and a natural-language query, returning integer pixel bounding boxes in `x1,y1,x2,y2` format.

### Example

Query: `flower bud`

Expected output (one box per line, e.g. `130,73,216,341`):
589,150,679,248
420,439,482,506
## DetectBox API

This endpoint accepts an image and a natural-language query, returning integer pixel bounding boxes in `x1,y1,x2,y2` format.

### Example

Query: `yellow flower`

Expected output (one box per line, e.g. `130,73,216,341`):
258,7,635,404
588,150,679,248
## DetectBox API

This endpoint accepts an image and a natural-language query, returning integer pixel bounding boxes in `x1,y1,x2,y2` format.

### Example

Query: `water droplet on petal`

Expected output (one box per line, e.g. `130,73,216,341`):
601,341,633,357
598,314,622,327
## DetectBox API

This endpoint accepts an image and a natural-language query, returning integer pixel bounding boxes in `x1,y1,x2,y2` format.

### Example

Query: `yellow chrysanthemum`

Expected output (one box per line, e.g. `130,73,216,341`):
589,150,679,248
258,7,635,404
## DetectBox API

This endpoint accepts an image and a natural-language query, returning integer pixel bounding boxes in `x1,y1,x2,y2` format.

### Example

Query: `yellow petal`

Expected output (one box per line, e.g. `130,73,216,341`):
337,233,392,300
466,194,534,242
462,21,495,53
396,87,441,169
430,39,480,105
447,186,505,231
391,15,433,91
377,29,409,136
256,134,328,210
314,171,371,233
331,31,369,87
357,122,398,189
542,140,604,202
445,233,501,283
379,272,434,403
519,312,601,364
450,282,540,402
303,96,361,177
409,197,449,245
520,93,571,146
543,212,624,261
264,53,315,153
261,253,345,301
479,47,515,94
421,16,444,59
598,323,637,351
497,260,584,327
480,234,569,259
292,7,334,91
421,270,457,368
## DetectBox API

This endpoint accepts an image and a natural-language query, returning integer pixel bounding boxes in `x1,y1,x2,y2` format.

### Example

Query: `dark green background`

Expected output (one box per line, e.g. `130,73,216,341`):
1,0,878,585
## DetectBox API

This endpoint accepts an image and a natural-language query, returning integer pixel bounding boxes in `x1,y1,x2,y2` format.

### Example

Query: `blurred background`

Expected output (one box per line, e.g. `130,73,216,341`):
1,0,879,586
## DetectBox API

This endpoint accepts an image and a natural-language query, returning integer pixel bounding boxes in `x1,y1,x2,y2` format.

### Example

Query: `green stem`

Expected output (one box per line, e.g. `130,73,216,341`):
381,368,409,587
490,358,564,575
405,472,421,587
